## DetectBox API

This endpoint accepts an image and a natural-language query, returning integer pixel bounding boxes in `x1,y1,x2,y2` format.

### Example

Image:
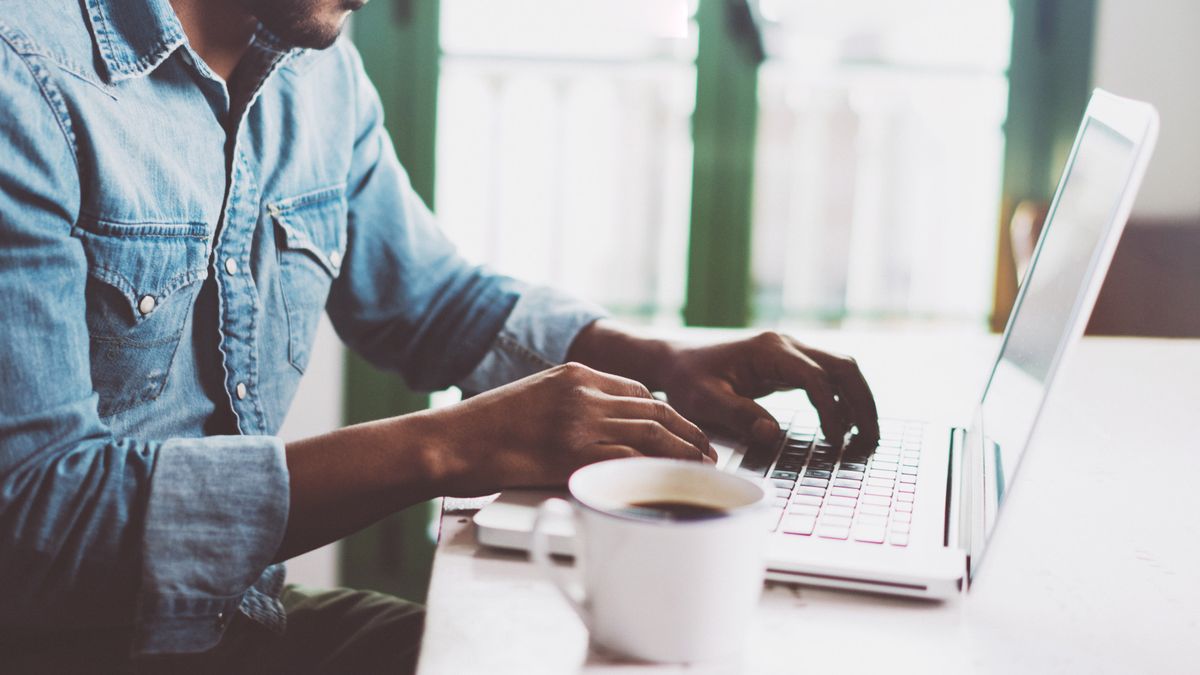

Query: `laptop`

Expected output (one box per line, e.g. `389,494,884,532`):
474,89,1159,599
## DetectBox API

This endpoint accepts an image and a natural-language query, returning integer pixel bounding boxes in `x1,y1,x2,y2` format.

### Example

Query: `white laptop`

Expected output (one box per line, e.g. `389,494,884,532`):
474,90,1159,599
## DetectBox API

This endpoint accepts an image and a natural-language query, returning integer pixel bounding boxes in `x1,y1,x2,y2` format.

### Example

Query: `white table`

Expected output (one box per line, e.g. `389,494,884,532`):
416,330,1200,674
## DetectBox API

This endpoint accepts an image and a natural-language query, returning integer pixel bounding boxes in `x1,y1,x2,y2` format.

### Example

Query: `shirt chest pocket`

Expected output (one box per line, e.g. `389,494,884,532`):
269,186,347,373
74,219,211,418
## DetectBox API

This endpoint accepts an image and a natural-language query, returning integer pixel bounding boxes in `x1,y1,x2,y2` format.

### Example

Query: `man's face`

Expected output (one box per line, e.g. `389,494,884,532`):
238,0,368,49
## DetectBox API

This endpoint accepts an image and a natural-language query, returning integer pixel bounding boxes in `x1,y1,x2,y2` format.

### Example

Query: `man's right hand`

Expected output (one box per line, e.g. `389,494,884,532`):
424,362,716,496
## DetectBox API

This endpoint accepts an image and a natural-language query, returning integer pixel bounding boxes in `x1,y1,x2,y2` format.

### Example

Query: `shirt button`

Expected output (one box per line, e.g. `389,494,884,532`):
224,257,239,275
328,250,341,268
215,611,227,630
235,382,247,400
138,295,156,315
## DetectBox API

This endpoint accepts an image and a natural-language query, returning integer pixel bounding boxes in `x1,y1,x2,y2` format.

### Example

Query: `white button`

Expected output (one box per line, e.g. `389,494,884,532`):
235,382,247,400
224,257,239,275
328,250,341,268
138,295,156,315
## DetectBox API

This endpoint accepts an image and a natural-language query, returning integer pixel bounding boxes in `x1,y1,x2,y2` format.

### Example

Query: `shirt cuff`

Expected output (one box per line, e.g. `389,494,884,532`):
456,284,608,393
134,435,289,655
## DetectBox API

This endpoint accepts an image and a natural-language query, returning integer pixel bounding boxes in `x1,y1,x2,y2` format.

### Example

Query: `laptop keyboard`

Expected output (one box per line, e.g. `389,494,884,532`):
758,417,922,546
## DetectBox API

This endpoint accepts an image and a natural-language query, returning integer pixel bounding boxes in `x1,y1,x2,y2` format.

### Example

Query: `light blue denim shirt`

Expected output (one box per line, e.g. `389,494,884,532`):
0,0,604,656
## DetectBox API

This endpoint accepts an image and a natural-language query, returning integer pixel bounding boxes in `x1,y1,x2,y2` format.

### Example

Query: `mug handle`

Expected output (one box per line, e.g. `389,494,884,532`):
530,498,590,628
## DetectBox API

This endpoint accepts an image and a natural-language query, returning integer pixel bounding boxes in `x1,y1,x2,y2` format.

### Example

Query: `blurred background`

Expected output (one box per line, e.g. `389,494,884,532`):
280,0,1200,599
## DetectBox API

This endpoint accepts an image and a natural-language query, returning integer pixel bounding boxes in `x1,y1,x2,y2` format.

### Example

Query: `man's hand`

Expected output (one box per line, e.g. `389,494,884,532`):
568,321,879,447
426,362,716,496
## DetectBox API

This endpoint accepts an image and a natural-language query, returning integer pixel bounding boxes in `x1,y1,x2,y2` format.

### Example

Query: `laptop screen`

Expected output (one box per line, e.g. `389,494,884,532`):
971,117,1137,558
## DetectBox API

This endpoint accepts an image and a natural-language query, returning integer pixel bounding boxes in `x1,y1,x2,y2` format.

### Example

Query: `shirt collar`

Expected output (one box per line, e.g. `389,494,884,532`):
84,0,187,82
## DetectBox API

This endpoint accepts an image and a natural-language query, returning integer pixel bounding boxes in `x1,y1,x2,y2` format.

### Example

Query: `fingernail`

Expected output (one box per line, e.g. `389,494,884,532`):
752,418,778,443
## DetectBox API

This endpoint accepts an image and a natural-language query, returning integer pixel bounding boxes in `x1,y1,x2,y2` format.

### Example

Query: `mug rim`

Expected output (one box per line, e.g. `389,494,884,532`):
567,457,768,526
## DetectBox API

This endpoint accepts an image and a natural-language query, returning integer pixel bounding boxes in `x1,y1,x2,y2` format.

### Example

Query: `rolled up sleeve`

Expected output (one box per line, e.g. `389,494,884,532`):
134,436,289,654
456,284,608,393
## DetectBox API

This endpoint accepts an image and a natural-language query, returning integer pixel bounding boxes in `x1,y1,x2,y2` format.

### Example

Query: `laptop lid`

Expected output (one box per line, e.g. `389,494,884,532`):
959,90,1159,580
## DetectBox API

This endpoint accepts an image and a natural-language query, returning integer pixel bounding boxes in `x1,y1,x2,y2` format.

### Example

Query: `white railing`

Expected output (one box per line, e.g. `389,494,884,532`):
436,56,697,323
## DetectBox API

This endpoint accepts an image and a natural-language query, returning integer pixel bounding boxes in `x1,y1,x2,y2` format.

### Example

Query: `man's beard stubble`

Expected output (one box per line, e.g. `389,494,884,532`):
237,0,350,49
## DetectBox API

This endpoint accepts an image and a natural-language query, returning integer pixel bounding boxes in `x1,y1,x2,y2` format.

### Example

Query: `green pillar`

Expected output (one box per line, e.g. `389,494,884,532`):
340,0,441,603
992,0,1096,330
683,0,764,328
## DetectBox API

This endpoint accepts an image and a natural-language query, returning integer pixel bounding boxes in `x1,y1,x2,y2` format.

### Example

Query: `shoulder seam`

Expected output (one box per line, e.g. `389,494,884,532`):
0,22,82,174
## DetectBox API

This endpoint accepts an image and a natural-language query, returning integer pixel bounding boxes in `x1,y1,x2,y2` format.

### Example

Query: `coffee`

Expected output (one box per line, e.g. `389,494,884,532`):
621,500,727,521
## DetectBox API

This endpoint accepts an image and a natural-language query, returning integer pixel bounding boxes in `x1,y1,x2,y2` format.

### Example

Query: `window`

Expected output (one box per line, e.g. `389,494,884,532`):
437,0,697,324
751,0,1012,327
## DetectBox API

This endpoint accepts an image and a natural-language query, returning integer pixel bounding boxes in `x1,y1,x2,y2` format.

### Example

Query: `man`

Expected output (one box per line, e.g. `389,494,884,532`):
0,0,878,670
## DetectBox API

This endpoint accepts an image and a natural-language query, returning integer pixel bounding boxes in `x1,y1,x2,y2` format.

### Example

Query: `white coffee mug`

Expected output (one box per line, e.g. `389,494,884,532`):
530,457,769,663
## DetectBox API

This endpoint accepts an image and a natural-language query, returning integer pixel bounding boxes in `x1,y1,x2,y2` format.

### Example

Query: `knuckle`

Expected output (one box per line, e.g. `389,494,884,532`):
558,361,592,381
753,331,785,349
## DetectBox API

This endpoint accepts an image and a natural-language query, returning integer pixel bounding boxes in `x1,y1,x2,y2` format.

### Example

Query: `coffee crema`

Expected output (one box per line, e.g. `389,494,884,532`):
619,500,728,521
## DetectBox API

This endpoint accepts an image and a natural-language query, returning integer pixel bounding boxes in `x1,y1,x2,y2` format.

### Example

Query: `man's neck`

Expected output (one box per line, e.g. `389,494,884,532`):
170,0,259,81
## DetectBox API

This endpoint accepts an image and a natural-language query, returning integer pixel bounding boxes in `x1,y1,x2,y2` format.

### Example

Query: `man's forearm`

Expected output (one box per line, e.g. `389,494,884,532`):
276,411,452,562
566,319,675,392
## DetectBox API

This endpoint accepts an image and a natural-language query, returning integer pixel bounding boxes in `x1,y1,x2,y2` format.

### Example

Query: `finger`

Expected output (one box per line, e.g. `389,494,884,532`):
584,367,656,400
791,342,880,442
757,347,846,442
695,383,781,445
603,419,710,463
604,396,715,462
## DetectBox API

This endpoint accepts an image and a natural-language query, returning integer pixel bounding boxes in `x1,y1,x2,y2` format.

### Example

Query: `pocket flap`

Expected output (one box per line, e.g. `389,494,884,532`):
269,185,347,277
73,218,211,321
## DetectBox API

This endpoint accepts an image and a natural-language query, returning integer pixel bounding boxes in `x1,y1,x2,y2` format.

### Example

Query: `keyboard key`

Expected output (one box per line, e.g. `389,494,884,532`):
775,488,793,500
893,512,913,523
822,504,855,518
800,477,829,489
773,498,788,508
858,503,890,516
832,478,862,489
900,465,919,475
826,495,857,508
896,493,915,503
872,460,899,471
771,478,796,489
789,503,820,516
899,474,918,484
804,469,832,479
856,512,887,525
868,468,897,479
781,515,816,535
901,458,920,467
890,522,911,534
792,494,823,506
862,495,891,507
771,470,800,481
840,462,868,473
889,534,910,547
895,502,914,513
863,486,892,497
865,478,894,489
829,486,860,499
836,469,865,480
795,486,825,497
896,483,916,494
853,525,886,543
820,514,853,528
817,525,850,540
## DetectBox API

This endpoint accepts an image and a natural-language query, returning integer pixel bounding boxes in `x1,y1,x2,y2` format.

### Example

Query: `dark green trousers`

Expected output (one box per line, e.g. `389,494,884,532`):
4,586,425,674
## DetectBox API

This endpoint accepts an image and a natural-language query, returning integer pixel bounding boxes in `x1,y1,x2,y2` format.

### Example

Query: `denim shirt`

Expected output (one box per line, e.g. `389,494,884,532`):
0,0,603,656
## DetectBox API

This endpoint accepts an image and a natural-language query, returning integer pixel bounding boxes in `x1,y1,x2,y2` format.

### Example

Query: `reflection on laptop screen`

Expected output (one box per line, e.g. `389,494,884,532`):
979,118,1135,506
